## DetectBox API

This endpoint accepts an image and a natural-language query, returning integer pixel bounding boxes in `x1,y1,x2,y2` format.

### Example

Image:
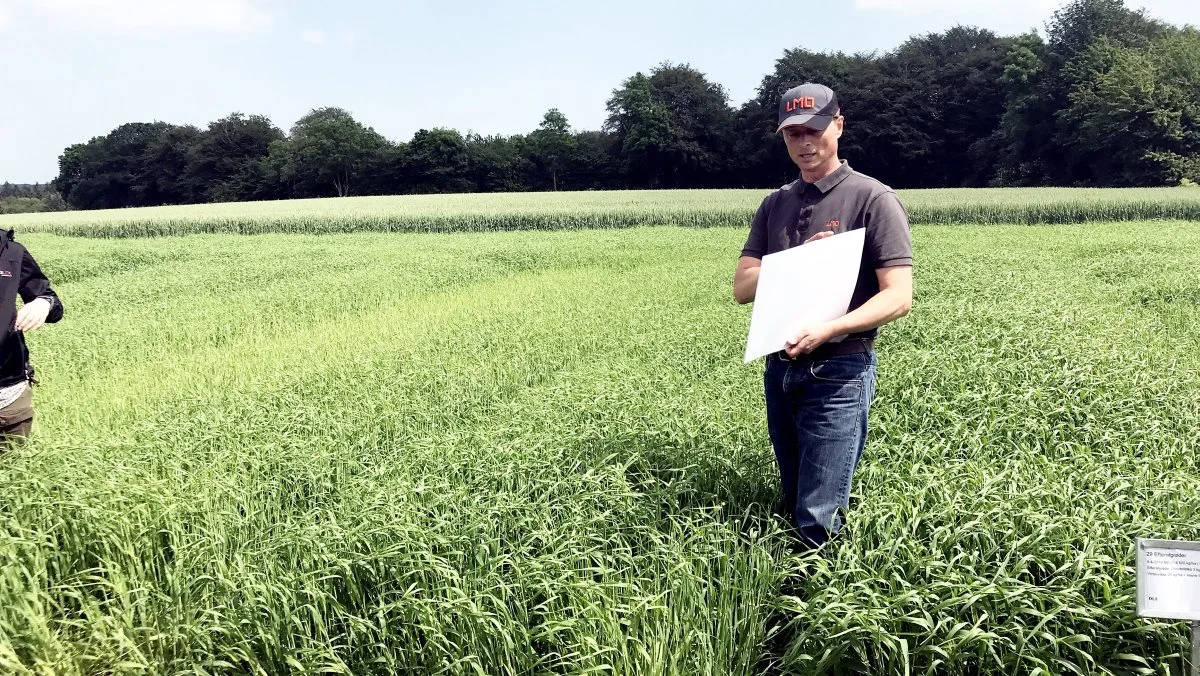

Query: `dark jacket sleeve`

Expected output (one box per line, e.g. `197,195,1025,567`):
18,247,64,323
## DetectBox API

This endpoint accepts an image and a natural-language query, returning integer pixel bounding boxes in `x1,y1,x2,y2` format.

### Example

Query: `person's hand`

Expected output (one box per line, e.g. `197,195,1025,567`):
804,231,836,244
785,323,835,358
15,298,51,332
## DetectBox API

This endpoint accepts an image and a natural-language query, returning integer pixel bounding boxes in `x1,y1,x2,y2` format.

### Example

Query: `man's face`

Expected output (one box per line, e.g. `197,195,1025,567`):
781,115,843,172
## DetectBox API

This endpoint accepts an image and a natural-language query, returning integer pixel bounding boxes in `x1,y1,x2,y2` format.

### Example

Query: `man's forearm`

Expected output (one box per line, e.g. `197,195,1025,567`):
734,265,760,304
826,287,911,337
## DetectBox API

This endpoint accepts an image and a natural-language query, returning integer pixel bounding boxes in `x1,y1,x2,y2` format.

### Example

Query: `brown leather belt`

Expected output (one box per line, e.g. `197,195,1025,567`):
775,338,874,362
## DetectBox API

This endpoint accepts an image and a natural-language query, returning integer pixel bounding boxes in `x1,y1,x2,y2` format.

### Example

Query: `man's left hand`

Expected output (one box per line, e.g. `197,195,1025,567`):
15,298,51,332
785,323,836,358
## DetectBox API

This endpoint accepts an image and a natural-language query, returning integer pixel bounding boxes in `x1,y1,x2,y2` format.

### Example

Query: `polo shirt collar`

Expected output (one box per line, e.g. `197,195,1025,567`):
798,160,852,194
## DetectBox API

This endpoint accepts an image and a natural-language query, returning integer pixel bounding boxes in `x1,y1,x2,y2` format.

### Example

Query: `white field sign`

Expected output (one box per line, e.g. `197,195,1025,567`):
1138,539,1200,621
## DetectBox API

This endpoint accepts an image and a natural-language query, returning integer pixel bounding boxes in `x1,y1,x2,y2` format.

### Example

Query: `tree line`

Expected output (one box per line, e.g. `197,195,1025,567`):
0,183,69,214
46,0,1200,211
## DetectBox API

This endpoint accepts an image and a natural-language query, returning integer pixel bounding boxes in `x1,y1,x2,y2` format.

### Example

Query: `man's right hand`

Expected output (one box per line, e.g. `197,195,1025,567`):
804,231,836,244
15,298,52,332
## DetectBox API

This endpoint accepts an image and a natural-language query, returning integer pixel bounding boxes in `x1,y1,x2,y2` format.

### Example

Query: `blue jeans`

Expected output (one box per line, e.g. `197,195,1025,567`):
764,350,877,549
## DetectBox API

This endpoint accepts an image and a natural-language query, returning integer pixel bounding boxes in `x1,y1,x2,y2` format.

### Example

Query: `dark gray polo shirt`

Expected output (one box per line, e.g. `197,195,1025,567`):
741,160,913,341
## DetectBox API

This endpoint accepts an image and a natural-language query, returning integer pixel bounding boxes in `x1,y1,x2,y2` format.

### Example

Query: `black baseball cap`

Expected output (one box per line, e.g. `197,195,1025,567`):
777,83,840,132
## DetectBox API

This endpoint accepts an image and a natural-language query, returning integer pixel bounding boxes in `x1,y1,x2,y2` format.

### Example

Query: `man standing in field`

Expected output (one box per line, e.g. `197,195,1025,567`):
734,83,913,551
0,229,64,446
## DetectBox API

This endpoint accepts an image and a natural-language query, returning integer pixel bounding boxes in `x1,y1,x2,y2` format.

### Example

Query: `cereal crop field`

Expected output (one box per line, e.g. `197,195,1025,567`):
0,191,1197,674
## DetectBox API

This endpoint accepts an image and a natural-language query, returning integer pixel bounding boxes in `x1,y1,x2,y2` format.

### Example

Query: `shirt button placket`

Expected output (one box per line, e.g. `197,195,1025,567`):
797,192,813,245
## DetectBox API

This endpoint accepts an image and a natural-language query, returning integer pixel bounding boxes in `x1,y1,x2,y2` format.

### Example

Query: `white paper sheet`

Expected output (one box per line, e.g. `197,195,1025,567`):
743,228,865,363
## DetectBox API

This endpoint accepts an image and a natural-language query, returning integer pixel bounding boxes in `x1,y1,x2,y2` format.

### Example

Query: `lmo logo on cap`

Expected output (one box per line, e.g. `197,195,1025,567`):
786,97,817,112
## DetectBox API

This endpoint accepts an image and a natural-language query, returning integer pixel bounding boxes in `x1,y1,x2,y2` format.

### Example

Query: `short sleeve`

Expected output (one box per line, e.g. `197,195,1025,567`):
864,191,912,268
740,197,771,259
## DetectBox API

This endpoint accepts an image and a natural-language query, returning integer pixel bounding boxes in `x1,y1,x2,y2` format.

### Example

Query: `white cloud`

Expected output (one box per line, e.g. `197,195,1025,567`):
340,29,356,46
0,3,10,27
300,28,325,44
24,0,273,33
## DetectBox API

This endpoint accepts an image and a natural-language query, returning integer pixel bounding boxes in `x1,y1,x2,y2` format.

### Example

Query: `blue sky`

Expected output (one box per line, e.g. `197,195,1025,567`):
2,0,1199,183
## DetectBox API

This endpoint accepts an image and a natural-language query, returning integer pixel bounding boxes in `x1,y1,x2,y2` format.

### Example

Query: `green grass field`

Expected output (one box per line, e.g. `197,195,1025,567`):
0,195,1198,673
3,186,1200,236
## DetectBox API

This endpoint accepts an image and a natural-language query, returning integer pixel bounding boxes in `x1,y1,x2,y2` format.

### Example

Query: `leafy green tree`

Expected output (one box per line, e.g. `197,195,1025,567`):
467,133,535,193
646,64,735,187
606,64,735,189
143,124,202,204
52,122,176,209
185,113,285,202
989,0,1166,184
405,128,475,193
1060,28,1200,185
529,109,575,191
562,130,620,190
273,107,389,197
605,72,674,188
